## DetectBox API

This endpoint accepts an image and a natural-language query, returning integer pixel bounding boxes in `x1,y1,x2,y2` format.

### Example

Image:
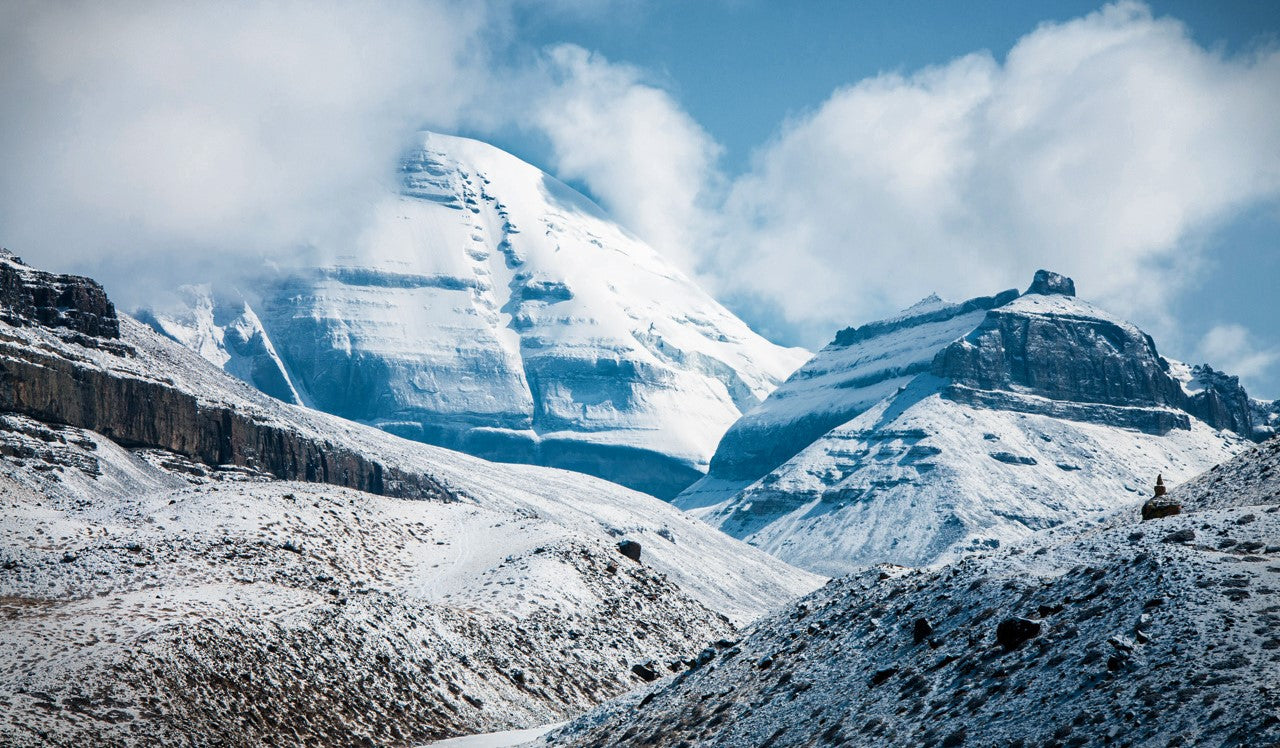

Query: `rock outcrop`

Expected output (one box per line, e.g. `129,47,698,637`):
1183,364,1278,438
694,290,1019,492
0,250,119,340
932,289,1189,434
1024,268,1076,296
933,289,1277,439
0,253,451,500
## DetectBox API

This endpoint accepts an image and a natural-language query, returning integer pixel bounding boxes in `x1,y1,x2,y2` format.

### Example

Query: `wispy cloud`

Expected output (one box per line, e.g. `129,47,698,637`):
527,44,723,273
1197,323,1278,386
0,0,491,306
696,2,1280,342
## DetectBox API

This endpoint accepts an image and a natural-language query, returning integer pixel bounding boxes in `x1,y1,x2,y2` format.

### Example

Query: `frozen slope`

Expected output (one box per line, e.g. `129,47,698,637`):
704,377,1244,574
552,439,1280,747
680,288,1019,511
144,133,807,498
0,252,822,745
679,272,1270,574
0,449,756,747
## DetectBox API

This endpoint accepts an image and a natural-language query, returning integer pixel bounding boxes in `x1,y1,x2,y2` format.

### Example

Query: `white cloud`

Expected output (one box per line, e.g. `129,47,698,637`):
527,44,723,272
0,0,490,307
705,1,1280,342
0,0,1276,365
1197,323,1278,383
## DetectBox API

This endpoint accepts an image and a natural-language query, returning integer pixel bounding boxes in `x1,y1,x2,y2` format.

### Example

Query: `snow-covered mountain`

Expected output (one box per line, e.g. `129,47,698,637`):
677,271,1277,574
141,133,807,498
0,252,820,746
552,437,1280,747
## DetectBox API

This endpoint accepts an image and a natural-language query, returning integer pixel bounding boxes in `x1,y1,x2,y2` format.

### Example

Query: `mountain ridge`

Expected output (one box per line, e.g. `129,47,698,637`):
142,132,808,499
0,250,821,746
677,270,1276,574
551,434,1280,747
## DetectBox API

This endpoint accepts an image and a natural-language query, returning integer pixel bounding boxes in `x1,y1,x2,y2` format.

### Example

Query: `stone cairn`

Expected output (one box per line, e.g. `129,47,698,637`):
1141,473,1181,520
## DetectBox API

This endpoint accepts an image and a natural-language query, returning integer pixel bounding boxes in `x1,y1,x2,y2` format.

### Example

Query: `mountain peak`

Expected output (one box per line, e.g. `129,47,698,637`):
1025,269,1076,296
144,132,807,498
680,267,1261,574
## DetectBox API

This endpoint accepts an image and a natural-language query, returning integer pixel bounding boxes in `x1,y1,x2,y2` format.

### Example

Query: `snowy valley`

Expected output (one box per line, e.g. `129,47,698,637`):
0,252,819,746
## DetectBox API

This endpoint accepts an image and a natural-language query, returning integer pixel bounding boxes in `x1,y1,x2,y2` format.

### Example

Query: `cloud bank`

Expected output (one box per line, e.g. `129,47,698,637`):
493,3,1280,388
0,0,489,307
529,44,722,272
1198,324,1279,382
702,2,1280,346
0,1,1277,388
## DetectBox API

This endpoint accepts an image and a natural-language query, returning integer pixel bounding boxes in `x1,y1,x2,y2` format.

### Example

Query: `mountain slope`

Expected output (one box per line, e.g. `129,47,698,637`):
678,271,1273,574
551,438,1280,747
142,133,807,498
0,252,821,746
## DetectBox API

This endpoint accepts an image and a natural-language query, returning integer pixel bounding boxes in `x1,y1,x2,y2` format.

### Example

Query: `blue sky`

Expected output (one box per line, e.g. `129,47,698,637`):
1,0,1278,397
483,0,1280,397
511,1,1280,175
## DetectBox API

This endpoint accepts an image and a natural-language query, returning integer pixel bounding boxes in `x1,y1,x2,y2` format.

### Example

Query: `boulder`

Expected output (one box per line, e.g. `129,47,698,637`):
616,540,642,563
912,618,933,645
630,662,659,683
995,617,1042,650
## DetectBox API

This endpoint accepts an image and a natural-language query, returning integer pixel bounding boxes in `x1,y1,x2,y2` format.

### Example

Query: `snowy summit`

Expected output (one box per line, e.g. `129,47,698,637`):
142,134,807,499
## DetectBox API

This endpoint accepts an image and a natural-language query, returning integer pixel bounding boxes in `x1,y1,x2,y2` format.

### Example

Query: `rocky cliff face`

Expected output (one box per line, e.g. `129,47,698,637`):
676,271,1264,573
931,290,1191,434
933,279,1275,438
1182,364,1279,438
0,253,450,500
0,250,119,340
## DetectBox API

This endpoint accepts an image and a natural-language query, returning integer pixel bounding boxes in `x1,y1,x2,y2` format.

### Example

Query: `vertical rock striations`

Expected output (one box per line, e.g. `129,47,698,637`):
0,250,119,340
0,253,451,500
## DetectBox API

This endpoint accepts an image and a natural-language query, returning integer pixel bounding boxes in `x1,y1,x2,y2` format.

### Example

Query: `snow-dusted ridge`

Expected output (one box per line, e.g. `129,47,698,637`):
551,438,1280,747
678,270,1277,574
143,133,808,498
0,252,821,746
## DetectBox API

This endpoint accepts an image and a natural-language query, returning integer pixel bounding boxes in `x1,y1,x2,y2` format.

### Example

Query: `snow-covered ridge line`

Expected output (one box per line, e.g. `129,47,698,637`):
678,270,1272,574
832,288,1018,347
0,250,822,619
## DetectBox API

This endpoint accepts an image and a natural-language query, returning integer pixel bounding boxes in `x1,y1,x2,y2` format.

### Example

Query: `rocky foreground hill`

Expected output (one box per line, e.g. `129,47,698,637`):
0,251,819,746
553,436,1280,747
